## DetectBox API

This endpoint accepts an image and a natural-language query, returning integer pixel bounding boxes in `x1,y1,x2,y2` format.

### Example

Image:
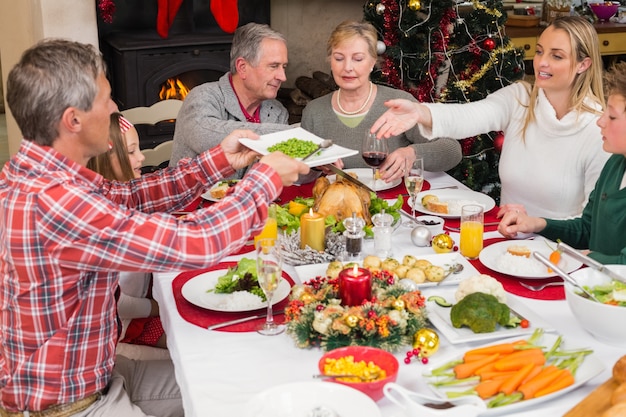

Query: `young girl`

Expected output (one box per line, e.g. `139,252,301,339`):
499,62,626,264
88,113,166,348
371,16,609,219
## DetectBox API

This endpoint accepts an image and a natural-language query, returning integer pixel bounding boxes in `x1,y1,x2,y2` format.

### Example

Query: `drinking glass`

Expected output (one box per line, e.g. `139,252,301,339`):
403,157,424,227
255,237,285,336
460,204,484,259
254,204,278,245
361,132,388,191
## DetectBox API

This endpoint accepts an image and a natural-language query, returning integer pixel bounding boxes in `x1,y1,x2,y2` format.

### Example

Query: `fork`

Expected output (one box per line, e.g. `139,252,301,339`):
519,281,564,291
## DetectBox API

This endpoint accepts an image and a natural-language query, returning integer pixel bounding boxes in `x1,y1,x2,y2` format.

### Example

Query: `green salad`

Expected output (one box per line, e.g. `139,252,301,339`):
276,193,403,238
209,258,266,301
582,280,626,306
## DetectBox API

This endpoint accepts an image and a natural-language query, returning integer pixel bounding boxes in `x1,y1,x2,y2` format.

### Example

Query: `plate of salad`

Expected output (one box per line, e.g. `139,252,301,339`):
181,259,292,312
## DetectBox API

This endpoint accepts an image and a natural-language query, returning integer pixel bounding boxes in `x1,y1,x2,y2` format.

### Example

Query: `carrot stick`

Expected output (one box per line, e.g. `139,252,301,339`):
463,353,496,363
479,370,518,381
463,340,527,359
518,366,562,400
494,348,546,371
520,364,543,385
475,378,506,399
474,362,497,375
500,362,536,395
453,353,500,379
534,370,575,398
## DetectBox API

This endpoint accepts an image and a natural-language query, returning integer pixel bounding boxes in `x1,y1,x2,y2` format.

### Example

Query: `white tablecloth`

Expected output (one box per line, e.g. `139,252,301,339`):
152,172,624,417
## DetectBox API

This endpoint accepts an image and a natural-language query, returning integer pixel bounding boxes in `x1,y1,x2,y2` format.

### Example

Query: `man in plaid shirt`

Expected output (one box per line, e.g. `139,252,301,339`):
0,39,309,416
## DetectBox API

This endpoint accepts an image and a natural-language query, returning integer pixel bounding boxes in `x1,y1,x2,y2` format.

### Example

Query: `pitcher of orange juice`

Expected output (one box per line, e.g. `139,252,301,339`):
254,203,278,244
460,204,484,259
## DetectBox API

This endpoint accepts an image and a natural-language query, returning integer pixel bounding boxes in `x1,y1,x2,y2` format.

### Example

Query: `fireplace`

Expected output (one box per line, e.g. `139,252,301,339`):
98,0,270,149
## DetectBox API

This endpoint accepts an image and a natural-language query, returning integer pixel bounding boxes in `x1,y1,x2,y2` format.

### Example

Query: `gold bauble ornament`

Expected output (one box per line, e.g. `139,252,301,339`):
432,233,454,254
376,3,386,14
412,328,440,357
408,0,421,11
301,293,314,303
345,315,359,327
392,299,406,311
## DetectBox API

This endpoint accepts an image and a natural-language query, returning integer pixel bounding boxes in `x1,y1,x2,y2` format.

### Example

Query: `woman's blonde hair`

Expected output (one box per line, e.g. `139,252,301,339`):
87,113,136,181
522,16,605,138
326,20,378,60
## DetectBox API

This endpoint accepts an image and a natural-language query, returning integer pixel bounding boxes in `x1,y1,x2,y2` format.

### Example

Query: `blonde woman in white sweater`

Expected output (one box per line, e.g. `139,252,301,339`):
371,16,609,219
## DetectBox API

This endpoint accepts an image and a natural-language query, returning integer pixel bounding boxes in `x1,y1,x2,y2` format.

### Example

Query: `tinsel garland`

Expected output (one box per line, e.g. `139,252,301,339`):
98,0,116,24
453,44,518,94
284,270,428,352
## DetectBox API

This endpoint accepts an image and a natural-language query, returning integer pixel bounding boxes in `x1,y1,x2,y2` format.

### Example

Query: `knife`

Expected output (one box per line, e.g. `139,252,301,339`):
557,241,626,284
324,164,376,194
207,310,285,331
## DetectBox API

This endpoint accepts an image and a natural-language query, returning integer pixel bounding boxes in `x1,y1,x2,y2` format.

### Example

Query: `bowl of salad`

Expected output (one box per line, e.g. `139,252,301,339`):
566,265,626,346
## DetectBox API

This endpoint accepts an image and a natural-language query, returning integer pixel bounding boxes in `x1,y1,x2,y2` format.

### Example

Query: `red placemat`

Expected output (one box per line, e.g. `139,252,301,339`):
172,262,295,332
471,238,565,301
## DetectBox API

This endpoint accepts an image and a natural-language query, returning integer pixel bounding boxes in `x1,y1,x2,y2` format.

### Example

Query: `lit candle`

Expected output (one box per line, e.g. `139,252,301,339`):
300,208,325,251
338,265,372,306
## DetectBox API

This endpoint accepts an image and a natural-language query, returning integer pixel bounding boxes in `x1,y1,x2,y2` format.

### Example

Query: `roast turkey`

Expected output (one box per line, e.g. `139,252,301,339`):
312,175,371,224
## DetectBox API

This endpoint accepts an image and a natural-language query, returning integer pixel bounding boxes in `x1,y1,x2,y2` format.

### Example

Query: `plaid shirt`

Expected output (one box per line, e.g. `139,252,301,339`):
0,140,281,411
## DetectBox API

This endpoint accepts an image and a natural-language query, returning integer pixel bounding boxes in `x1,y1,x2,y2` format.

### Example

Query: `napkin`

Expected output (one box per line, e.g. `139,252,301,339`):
471,238,565,301
172,262,295,332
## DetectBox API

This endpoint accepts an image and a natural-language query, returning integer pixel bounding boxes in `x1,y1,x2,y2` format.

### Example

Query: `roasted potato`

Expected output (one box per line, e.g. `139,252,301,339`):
406,267,427,284
425,265,446,282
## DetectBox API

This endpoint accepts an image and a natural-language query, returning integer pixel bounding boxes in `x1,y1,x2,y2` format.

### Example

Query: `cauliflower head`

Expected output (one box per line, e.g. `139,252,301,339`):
455,274,507,303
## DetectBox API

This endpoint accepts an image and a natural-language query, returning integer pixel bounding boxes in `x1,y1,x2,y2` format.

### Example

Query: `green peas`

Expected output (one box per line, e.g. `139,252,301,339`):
267,138,319,158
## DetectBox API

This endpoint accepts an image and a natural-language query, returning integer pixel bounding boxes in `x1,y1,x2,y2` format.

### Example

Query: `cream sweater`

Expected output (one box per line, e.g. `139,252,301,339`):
420,82,609,218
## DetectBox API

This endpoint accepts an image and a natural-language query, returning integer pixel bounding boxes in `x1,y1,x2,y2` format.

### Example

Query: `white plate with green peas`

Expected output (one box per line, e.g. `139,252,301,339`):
239,127,358,168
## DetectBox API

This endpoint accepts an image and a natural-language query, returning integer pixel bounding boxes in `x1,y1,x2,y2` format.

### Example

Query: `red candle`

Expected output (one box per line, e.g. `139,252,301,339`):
338,265,372,306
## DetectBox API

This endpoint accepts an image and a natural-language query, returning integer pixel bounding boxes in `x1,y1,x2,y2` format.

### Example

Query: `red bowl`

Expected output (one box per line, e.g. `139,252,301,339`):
318,346,399,402
589,2,619,20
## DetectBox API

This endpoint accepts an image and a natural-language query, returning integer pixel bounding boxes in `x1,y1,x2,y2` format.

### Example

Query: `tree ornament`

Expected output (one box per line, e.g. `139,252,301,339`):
377,40,387,55
392,299,406,311
300,293,314,303
411,226,432,247
494,132,505,153
376,3,386,14
409,0,421,11
412,328,440,357
484,37,496,51
98,0,116,24
432,234,454,254
345,315,359,327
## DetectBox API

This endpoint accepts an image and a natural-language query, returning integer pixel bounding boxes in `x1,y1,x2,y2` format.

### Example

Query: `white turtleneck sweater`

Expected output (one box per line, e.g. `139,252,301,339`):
419,82,610,219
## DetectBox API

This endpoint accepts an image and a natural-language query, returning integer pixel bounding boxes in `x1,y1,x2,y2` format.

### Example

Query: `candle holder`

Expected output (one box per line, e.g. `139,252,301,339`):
338,265,372,306
342,213,366,262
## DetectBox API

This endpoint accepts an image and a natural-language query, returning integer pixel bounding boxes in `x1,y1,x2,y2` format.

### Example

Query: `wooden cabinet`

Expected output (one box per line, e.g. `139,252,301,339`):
506,22,626,61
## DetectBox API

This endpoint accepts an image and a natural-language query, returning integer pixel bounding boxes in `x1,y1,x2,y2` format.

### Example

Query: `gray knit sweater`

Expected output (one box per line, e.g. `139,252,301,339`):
300,84,462,172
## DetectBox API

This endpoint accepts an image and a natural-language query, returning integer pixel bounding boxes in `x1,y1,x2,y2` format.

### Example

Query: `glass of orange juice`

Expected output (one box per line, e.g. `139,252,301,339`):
460,204,484,259
254,204,278,244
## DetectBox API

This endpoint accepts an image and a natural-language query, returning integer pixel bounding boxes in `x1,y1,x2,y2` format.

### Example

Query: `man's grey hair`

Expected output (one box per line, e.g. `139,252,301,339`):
230,23,287,74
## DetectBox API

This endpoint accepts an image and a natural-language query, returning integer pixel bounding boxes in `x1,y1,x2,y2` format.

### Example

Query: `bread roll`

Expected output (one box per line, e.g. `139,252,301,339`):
611,382,626,405
614,355,626,384
210,183,230,199
602,402,626,417
426,200,449,214
507,245,531,258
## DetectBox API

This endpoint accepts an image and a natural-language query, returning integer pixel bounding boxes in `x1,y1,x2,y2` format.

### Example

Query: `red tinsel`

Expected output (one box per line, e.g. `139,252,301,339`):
98,0,116,24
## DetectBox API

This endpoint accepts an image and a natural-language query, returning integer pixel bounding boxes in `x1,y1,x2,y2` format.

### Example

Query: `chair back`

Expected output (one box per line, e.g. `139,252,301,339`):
121,99,183,171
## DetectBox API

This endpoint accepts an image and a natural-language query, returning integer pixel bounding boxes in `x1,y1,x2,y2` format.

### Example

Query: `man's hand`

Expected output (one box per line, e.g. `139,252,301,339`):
259,152,310,187
220,129,261,170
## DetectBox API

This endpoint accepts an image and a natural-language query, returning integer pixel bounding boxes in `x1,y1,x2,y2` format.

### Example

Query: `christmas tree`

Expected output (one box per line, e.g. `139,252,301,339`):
363,0,526,203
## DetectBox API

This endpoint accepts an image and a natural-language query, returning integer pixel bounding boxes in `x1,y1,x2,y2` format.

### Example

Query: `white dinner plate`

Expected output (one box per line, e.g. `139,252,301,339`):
327,167,402,191
181,268,291,312
424,333,604,415
238,127,359,168
422,286,555,344
294,252,480,288
201,179,240,202
409,189,496,218
243,381,381,417
479,238,582,279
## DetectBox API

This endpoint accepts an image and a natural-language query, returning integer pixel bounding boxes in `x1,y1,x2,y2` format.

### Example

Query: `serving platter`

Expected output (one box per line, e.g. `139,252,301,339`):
422,286,555,344
327,167,402,192
410,189,496,218
425,333,604,416
479,238,582,279
294,252,479,288
181,268,291,312
239,127,359,168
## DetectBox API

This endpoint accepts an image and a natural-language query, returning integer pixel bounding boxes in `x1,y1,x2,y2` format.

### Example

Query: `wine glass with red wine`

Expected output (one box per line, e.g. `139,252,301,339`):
361,132,389,191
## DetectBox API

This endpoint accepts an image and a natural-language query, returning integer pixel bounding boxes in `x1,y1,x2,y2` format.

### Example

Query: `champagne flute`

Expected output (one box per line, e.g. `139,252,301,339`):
255,237,285,336
403,157,424,227
361,131,389,191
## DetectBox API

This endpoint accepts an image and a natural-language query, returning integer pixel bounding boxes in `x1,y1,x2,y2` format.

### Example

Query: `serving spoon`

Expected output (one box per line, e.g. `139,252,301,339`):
301,139,333,161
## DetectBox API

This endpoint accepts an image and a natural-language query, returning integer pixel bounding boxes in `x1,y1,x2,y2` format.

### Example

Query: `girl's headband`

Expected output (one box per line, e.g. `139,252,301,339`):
119,115,134,133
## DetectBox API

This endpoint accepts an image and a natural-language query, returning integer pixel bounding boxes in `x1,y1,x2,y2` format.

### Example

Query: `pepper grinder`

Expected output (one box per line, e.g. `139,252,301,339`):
342,212,366,262
372,210,394,258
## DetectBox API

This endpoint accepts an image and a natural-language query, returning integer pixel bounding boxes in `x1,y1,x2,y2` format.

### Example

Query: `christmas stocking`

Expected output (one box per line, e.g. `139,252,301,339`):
210,0,239,34
157,0,184,38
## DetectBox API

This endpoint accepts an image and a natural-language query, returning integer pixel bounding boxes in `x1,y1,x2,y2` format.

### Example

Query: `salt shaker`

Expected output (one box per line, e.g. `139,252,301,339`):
343,212,366,261
372,210,394,258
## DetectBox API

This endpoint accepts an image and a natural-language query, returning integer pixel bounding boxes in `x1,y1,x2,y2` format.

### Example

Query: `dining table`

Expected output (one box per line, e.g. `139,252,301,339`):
152,170,624,417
